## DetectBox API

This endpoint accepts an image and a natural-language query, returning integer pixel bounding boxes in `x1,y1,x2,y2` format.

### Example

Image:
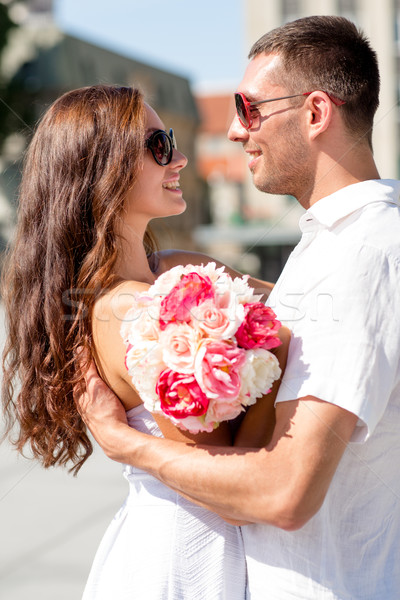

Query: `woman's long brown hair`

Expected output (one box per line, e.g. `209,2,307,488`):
1,84,156,473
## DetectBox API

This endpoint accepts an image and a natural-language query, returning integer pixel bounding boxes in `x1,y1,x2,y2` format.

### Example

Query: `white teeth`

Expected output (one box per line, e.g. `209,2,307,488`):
163,181,180,189
249,151,261,163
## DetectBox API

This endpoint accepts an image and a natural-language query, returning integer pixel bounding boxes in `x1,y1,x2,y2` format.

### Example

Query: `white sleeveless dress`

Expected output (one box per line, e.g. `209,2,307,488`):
82,404,247,599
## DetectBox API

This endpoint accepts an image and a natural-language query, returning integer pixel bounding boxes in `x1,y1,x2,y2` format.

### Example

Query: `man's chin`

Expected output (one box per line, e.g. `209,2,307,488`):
253,178,281,196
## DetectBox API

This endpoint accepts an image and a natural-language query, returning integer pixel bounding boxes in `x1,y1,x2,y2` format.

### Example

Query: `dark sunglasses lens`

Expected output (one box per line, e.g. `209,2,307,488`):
150,132,172,165
155,133,170,164
235,94,249,128
169,129,177,150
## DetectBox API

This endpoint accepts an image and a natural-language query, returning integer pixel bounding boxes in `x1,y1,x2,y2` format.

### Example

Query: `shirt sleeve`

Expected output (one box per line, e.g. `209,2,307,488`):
273,243,400,442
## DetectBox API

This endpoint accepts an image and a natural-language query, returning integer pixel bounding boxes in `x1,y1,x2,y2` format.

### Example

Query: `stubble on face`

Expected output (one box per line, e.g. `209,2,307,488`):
246,58,314,201
252,109,314,201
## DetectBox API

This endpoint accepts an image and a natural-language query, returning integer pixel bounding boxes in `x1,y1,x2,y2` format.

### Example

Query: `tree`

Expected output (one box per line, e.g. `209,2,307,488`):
0,2,15,57
0,1,33,151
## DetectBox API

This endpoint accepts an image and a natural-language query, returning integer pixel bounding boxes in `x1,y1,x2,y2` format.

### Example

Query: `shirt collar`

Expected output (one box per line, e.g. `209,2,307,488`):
299,179,400,232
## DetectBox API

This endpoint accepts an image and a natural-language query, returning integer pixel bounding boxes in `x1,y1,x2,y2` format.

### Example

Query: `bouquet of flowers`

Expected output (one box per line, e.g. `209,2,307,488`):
121,263,282,433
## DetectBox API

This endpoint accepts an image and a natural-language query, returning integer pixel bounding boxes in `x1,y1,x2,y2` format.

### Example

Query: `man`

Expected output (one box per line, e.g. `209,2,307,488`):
80,16,400,598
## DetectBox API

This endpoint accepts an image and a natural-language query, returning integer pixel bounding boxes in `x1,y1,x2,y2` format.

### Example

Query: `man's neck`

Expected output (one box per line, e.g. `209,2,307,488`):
301,148,380,209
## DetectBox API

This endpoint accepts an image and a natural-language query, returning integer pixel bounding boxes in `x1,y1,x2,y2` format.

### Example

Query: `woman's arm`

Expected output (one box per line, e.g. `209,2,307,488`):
156,250,275,300
77,368,358,529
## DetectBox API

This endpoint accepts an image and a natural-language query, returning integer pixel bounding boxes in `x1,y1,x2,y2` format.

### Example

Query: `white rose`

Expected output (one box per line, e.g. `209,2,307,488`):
149,265,184,296
121,296,161,344
125,341,163,408
239,348,281,406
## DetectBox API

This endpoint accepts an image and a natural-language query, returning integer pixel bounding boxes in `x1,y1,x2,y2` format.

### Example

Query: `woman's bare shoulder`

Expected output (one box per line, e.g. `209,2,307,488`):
91,279,153,396
92,279,151,324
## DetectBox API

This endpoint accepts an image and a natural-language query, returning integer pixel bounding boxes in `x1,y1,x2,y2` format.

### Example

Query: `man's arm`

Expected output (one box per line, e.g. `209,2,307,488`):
157,250,275,297
79,362,357,530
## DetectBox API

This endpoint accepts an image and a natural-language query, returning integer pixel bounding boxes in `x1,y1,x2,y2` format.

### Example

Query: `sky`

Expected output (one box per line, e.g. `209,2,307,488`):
53,0,247,92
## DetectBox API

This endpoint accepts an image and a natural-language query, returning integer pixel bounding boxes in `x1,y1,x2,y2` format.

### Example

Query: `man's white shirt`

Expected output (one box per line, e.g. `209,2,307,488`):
243,180,400,599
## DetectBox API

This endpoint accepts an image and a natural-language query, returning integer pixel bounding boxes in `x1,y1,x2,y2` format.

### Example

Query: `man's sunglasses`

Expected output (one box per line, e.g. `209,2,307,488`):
145,128,177,166
234,91,346,129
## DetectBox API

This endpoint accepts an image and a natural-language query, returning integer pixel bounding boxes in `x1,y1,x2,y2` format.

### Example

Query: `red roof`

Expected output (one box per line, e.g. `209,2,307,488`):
196,94,236,134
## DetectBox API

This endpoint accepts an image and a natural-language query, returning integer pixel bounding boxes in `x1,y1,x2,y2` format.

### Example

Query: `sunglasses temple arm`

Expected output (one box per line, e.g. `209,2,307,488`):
250,93,308,107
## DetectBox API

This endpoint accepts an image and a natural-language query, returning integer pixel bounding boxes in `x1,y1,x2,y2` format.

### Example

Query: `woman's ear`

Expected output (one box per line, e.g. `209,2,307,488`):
305,91,333,140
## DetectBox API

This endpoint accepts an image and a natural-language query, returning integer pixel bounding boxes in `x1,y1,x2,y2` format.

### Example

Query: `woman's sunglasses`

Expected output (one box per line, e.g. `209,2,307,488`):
234,91,346,129
145,128,177,166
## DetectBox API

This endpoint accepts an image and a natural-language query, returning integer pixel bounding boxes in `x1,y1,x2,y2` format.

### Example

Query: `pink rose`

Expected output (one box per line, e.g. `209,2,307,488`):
159,272,214,330
195,340,246,399
159,323,200,374
124,343,133,371
173,415,216,434
235,303,282,350
207,396,243,422
156,369,209,418
191,299,239,339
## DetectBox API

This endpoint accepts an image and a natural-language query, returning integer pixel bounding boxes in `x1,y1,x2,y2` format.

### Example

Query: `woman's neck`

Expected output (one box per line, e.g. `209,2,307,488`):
115,223,156,284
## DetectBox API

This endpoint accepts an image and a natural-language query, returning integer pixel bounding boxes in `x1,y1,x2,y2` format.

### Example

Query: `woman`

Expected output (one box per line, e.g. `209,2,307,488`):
2,85,287,599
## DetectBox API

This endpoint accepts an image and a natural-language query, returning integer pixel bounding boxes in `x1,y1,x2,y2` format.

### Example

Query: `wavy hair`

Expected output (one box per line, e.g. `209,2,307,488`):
1,84,156,473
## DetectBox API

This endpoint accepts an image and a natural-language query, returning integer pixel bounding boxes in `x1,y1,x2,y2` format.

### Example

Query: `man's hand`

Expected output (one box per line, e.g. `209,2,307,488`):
75,358,130,461
74,357,357,528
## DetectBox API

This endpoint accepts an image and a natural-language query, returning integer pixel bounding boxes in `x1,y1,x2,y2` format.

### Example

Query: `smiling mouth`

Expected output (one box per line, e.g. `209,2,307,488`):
247,151,262,169
162,181,181,190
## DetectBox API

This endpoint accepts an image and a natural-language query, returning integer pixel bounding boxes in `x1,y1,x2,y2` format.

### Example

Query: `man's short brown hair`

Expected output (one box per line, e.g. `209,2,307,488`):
249,16,380,147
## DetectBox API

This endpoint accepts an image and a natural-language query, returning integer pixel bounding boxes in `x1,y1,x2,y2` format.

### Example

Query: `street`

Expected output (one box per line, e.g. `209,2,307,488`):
0,306,127,600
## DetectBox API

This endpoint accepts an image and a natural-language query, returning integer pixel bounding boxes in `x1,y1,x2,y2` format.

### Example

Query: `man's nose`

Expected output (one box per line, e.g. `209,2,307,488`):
227,113,250,143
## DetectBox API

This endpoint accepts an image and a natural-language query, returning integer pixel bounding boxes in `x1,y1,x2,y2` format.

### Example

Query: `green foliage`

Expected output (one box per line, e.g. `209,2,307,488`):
0,80,34,146
0,1,32,150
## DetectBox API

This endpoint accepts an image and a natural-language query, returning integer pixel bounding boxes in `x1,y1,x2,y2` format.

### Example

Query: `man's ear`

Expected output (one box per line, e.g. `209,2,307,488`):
305,92,333,140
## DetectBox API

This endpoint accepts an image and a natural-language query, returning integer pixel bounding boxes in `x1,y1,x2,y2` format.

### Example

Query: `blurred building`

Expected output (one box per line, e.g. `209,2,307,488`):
194,0,400,281
0,0,203,253
246,0,398,179
1,1,400,280
194,91,299,281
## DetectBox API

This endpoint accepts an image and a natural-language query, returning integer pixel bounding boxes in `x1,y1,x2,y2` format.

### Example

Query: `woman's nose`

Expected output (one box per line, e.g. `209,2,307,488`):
172,148,188,169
